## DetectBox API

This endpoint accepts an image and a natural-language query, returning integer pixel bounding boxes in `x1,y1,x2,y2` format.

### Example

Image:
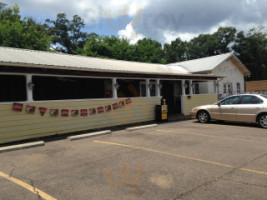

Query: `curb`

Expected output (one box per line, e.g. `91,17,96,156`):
68,130,112,141
0,141,45,153
126,124,158,131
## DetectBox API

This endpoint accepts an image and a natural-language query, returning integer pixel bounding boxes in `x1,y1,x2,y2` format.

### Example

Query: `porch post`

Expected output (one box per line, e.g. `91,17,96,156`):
156,79,161,97
112,78,118,99
26,74,33,102
146,79,151,97
181,80,185,95
189,80,193,95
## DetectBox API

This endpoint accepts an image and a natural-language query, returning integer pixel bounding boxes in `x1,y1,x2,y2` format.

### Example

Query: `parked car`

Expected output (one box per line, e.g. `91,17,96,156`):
190,94,267,128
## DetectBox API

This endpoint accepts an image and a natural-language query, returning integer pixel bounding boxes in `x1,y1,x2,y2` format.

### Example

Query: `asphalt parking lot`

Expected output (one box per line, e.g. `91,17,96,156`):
0,120,267,200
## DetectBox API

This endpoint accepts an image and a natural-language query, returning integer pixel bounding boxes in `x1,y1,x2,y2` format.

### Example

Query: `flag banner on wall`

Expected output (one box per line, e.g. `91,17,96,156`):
119,101,125,108
39,107,47,116
105,105,112,112
13,103,23,112
71,110,79,117
61,109,69,117
98,106,104,114
89,108,96,115
50,109,59,116
112,103,119,110
12,98,132,117
80,109,88,116
126,98,131,104
26,105,36,114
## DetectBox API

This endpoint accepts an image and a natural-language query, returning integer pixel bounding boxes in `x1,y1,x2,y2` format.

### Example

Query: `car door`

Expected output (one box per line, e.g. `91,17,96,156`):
236,95,264,122
217,96,241,121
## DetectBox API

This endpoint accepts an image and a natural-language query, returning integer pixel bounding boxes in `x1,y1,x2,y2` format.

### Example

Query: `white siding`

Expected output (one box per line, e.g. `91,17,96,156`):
211,60,245,95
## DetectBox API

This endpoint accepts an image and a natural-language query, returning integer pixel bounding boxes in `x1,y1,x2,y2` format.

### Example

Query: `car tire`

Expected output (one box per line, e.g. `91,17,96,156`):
197,111,210,123
257,113,267,129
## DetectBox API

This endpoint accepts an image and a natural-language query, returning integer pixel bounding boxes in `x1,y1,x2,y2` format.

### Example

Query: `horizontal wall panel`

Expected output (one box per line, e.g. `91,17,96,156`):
0,97,160,144
183,94,218,116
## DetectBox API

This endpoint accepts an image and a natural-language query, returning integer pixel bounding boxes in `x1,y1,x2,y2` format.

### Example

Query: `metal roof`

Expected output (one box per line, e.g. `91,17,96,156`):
168,53,251,76
0,47,192,76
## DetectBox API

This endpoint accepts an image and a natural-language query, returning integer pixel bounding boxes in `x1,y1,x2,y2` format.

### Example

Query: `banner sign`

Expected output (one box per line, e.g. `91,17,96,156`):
13,103,23,112
12,98,132,117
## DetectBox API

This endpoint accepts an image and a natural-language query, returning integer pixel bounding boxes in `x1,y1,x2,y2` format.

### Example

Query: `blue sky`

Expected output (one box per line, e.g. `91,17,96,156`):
4,0,267,44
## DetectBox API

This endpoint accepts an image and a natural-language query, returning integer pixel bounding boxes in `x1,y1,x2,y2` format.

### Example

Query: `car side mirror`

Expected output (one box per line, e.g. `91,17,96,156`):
217,102,221,107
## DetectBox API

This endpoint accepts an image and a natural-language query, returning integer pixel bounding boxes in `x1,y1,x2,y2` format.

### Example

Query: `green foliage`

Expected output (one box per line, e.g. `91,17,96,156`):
233,26,267,80
0,3,50,50
134,38,165,63
1,2,266,80
45,13,87,54
164,38,187,63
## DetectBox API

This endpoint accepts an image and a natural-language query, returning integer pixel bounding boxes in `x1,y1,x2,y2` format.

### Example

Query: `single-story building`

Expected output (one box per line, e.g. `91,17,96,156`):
0,47,220,144
246,80,267,94
168,53,251,98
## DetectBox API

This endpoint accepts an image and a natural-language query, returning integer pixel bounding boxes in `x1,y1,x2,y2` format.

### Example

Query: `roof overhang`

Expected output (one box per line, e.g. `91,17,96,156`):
228,55,251,76
0,62,221,81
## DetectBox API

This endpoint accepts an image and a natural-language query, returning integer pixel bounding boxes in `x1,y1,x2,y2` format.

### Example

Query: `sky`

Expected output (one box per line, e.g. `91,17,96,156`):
4,0,267,44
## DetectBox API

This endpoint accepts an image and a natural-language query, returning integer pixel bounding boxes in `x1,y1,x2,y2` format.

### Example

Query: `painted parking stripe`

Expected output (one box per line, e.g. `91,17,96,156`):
0,171,57,200
156,130,266,145
94,140,267,176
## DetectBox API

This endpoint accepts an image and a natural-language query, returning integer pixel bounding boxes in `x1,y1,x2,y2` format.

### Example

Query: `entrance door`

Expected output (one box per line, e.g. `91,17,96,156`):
161,81,182,114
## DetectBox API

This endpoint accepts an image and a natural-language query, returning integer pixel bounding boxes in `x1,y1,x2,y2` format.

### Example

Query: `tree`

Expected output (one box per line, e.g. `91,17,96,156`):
233,26,267,80
134,38,165,63
185,27,237,59
45,13,87,54
0,3,50,50
164,38,187,63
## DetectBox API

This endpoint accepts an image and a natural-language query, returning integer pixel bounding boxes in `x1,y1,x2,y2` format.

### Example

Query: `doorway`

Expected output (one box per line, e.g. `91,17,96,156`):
161,80,182,114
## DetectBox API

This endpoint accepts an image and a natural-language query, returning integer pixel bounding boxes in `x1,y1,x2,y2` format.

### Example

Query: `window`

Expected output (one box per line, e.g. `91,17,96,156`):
0,75,27,102
117,79,140,97
220,96,240,105
227,83,233,94
236,83,241,93
261,95,267,99
223,84,227,94
32,76,111,101
240,96,263,104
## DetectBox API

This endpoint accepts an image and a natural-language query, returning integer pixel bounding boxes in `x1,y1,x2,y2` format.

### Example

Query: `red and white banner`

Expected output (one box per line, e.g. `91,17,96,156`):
50,109,59,116
12,98,132,117
71,110,79,117
26,105,36,114
13,103,23,112
80,109,88,116
61,109,69,117
39,107,47,116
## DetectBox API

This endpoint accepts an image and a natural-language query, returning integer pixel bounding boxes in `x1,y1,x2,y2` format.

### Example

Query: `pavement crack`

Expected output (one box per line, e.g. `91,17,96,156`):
221,177,267,188
172,152,267,200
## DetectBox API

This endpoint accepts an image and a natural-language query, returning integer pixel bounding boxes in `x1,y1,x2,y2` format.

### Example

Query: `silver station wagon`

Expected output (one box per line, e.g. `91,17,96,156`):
191,94,267,128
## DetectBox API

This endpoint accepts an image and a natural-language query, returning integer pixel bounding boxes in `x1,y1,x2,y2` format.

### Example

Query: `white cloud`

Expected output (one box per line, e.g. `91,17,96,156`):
118,22,145,44
6,0,152,23
5,0,267,44
163,31,198,43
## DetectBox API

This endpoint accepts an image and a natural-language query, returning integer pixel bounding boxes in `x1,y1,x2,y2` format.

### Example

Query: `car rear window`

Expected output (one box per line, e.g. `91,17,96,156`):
261,95,267,99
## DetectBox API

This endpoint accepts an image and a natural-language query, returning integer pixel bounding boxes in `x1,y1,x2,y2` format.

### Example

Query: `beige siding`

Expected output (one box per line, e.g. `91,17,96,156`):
0,97,160,144
183,94,218,115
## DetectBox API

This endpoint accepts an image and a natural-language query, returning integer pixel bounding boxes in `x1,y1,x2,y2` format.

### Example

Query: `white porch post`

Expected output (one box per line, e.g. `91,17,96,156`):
189,80,193,95
146,79,151,97
181,80,185,95
26,74,33,102
112,78,118,99
156,79,161,97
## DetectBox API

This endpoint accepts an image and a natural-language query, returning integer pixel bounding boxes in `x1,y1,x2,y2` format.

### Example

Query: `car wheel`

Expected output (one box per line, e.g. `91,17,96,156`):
258,114,267,129
197,111,210,123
